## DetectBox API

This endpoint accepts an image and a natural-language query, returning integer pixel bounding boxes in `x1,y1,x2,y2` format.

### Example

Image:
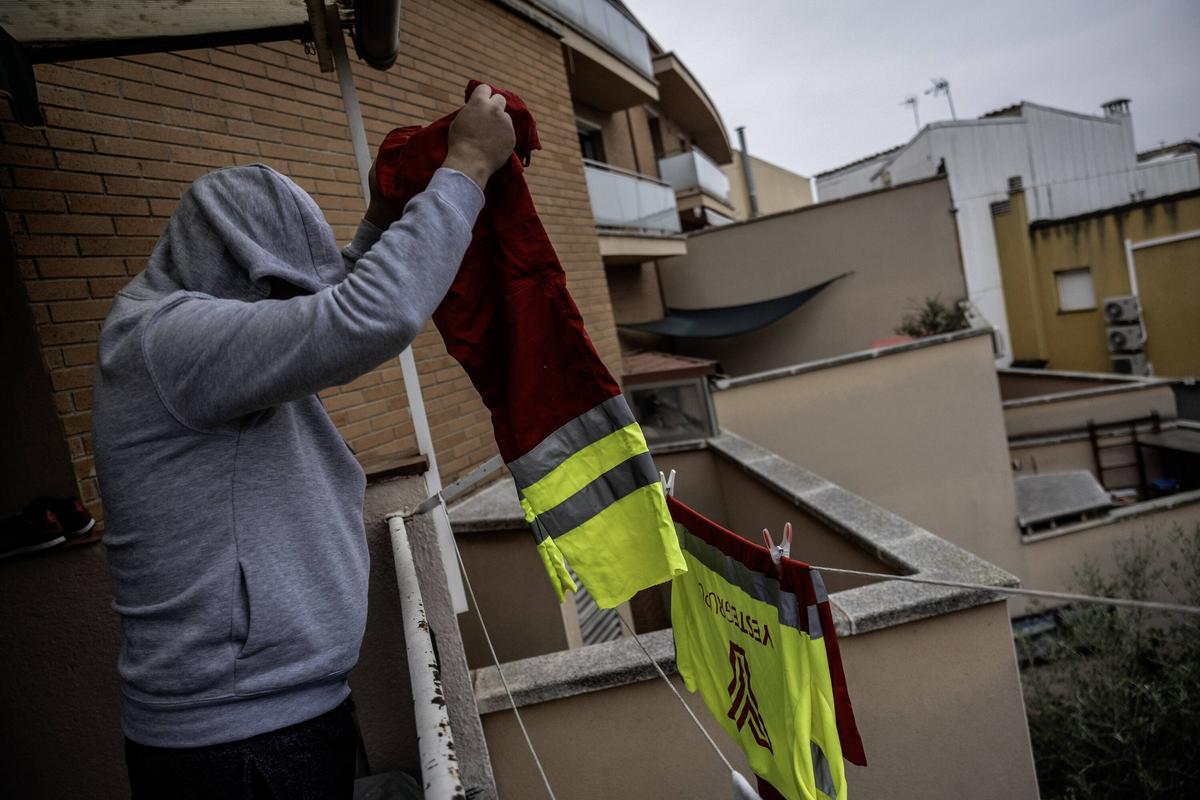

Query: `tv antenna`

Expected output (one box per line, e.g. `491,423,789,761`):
925,77,957,120
901,95,920,132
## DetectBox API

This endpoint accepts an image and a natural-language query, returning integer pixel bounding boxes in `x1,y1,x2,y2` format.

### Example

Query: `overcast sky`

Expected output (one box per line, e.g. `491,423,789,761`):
623,0,1200,176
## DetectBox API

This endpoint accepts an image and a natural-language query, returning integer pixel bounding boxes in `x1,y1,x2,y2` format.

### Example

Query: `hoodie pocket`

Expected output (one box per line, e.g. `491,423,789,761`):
231,562,251,658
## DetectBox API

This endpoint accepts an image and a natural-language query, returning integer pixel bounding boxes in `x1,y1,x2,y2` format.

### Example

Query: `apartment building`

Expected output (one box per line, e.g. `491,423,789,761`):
814,99,1200,367
992,184,1200,377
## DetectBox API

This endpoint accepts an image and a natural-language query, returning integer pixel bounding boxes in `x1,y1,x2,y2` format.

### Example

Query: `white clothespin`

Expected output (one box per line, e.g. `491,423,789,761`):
660,468,677,498
761,522,793,567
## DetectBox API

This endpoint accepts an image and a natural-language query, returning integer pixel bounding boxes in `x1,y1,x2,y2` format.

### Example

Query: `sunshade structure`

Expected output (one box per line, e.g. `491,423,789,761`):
622,273,847,338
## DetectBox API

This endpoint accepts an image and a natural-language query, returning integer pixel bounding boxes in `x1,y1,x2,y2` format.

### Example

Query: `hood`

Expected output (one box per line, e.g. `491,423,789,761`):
127,164,346,302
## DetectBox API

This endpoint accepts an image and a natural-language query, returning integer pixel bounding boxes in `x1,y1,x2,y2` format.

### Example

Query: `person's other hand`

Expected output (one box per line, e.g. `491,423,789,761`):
444,84,516,189
364,161,400,228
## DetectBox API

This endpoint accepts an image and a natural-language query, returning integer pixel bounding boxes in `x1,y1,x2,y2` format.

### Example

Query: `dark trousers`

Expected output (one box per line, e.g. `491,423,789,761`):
125,698,358,800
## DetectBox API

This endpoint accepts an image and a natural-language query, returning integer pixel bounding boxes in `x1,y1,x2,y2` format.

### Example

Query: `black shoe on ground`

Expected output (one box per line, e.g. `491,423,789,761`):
25,496,95,538
0,508,66,560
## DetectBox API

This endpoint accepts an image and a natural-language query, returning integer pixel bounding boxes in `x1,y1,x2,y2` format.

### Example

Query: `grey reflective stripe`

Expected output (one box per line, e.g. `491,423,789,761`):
679,526,823,639
811,741,837,799
812,570,829,604
530,515,551,545
507,395,636,489
808,602,823,639
531,451,659,539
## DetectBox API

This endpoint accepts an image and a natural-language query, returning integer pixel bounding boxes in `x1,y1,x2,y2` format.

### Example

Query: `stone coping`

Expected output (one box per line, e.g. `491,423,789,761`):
711,328,990,391
466,431,1020,714
1001,377,1175,410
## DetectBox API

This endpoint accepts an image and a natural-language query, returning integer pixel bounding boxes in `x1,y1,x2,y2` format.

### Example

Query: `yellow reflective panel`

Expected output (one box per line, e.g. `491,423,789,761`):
552,483,686,608
521,422,649,514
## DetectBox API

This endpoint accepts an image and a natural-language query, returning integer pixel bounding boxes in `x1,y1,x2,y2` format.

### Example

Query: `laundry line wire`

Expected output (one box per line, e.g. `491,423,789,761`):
808,564,1200,617
449,534,558,799
615,614,741,778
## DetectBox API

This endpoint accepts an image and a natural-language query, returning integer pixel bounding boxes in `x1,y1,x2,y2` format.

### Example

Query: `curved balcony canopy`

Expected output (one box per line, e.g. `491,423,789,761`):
622,273,847,338
652,51,732,166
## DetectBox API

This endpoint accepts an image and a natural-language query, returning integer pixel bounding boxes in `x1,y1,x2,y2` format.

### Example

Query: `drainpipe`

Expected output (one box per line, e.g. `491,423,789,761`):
388,515,466,800
327,5,468,612
735,126,759,218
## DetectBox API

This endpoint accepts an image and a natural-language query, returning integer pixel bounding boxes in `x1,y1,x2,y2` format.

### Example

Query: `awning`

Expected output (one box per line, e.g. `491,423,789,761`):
622,273,845,338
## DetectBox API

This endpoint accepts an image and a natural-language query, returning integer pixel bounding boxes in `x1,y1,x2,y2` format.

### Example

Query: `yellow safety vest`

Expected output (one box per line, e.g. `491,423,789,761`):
668,498,866,800
511,396,686,608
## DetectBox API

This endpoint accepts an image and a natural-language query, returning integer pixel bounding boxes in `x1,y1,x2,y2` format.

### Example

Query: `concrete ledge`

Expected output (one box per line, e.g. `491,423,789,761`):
706,432,1019,636
448,478,525,533
473,629,675,715
1002,378,1175,410
712,328,991,391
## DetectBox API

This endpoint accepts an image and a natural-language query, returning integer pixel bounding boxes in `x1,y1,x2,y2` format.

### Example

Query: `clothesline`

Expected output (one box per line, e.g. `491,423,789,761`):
809,564,1200,617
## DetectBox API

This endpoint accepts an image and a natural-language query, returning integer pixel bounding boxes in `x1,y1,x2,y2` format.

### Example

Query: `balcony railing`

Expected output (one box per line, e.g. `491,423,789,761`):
584,159,682,235
536,0,653,77
658,148,731,205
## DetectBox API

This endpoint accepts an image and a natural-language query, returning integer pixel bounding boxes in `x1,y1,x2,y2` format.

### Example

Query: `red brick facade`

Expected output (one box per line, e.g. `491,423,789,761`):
1,0,620,521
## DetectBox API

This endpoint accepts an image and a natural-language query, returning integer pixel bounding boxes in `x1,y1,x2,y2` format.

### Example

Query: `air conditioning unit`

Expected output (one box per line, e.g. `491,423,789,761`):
1111,353,1151,376
1103,295,1140,323
1107,324,1146,352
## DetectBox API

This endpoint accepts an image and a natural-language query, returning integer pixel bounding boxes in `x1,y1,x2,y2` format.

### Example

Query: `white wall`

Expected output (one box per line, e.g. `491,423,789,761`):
813,103,1200,368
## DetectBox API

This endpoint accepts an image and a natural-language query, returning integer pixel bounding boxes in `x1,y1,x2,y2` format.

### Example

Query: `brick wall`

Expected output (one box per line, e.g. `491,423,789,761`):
0,0,619,522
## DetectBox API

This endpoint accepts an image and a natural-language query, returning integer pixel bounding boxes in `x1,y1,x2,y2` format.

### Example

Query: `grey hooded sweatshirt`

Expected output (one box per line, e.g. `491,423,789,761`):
93,164,483,747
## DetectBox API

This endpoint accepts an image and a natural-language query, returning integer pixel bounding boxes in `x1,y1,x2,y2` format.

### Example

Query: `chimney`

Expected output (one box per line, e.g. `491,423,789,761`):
735,126,760,219
1101,98,1131,118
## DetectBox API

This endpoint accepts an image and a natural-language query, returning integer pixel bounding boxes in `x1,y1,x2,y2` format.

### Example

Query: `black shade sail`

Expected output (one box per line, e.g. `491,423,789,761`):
622,273,847,338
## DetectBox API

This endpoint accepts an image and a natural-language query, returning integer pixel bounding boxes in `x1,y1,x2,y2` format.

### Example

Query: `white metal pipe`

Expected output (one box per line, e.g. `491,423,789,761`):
1129,228,1200,251
388,515,465,800
331,23,468,612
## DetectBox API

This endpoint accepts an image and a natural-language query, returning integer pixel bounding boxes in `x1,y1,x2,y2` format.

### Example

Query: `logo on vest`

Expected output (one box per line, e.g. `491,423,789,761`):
726,641,773,753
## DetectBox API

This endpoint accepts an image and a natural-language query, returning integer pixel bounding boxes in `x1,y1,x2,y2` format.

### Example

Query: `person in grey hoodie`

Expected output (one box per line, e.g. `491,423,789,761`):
92,84,515,798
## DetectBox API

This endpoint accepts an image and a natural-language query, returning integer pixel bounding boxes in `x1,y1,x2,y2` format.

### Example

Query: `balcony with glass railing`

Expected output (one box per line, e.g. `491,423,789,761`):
583,159,682,235
658,148,732,205
536,0,653,77
536,0,657,110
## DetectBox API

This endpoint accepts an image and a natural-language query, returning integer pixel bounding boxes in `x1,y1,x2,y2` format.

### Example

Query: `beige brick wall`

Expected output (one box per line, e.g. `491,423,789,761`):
0,0,618,521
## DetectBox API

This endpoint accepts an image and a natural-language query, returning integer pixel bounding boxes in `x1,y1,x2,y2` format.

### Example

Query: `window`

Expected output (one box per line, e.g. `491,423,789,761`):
1055,267,1096,312
627,378,717,445
577,120,605,162
647,115,664,159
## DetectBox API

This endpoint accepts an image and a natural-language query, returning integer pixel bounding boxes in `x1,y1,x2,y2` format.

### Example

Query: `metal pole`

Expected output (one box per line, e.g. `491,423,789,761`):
331,21,468,612
735,126,759,218
388,515,465,799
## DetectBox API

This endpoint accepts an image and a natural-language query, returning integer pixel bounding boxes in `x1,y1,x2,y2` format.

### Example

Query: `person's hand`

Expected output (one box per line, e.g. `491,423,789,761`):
444,84,516,189
364,161,399,229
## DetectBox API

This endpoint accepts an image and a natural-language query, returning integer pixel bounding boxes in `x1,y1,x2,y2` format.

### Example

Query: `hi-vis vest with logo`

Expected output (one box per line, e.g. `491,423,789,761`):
510,395,686,608
668,498,866,800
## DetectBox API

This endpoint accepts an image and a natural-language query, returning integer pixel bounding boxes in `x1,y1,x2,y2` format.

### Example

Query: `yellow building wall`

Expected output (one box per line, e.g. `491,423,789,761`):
995,190,1200,377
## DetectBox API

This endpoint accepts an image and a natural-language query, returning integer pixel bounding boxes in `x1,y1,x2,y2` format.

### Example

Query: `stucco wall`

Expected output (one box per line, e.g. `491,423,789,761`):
723,149,813,222
656,177,968,375
1017,495,1200,614
482,601,1038,799
714,333,1026,578
994,188,1200,376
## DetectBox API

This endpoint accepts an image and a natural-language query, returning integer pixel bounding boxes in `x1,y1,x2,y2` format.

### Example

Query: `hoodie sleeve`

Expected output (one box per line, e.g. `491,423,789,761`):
142,168,485,430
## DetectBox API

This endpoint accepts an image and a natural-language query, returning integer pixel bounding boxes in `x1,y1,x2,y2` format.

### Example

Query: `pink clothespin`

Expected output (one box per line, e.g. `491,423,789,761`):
762,522,793,568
